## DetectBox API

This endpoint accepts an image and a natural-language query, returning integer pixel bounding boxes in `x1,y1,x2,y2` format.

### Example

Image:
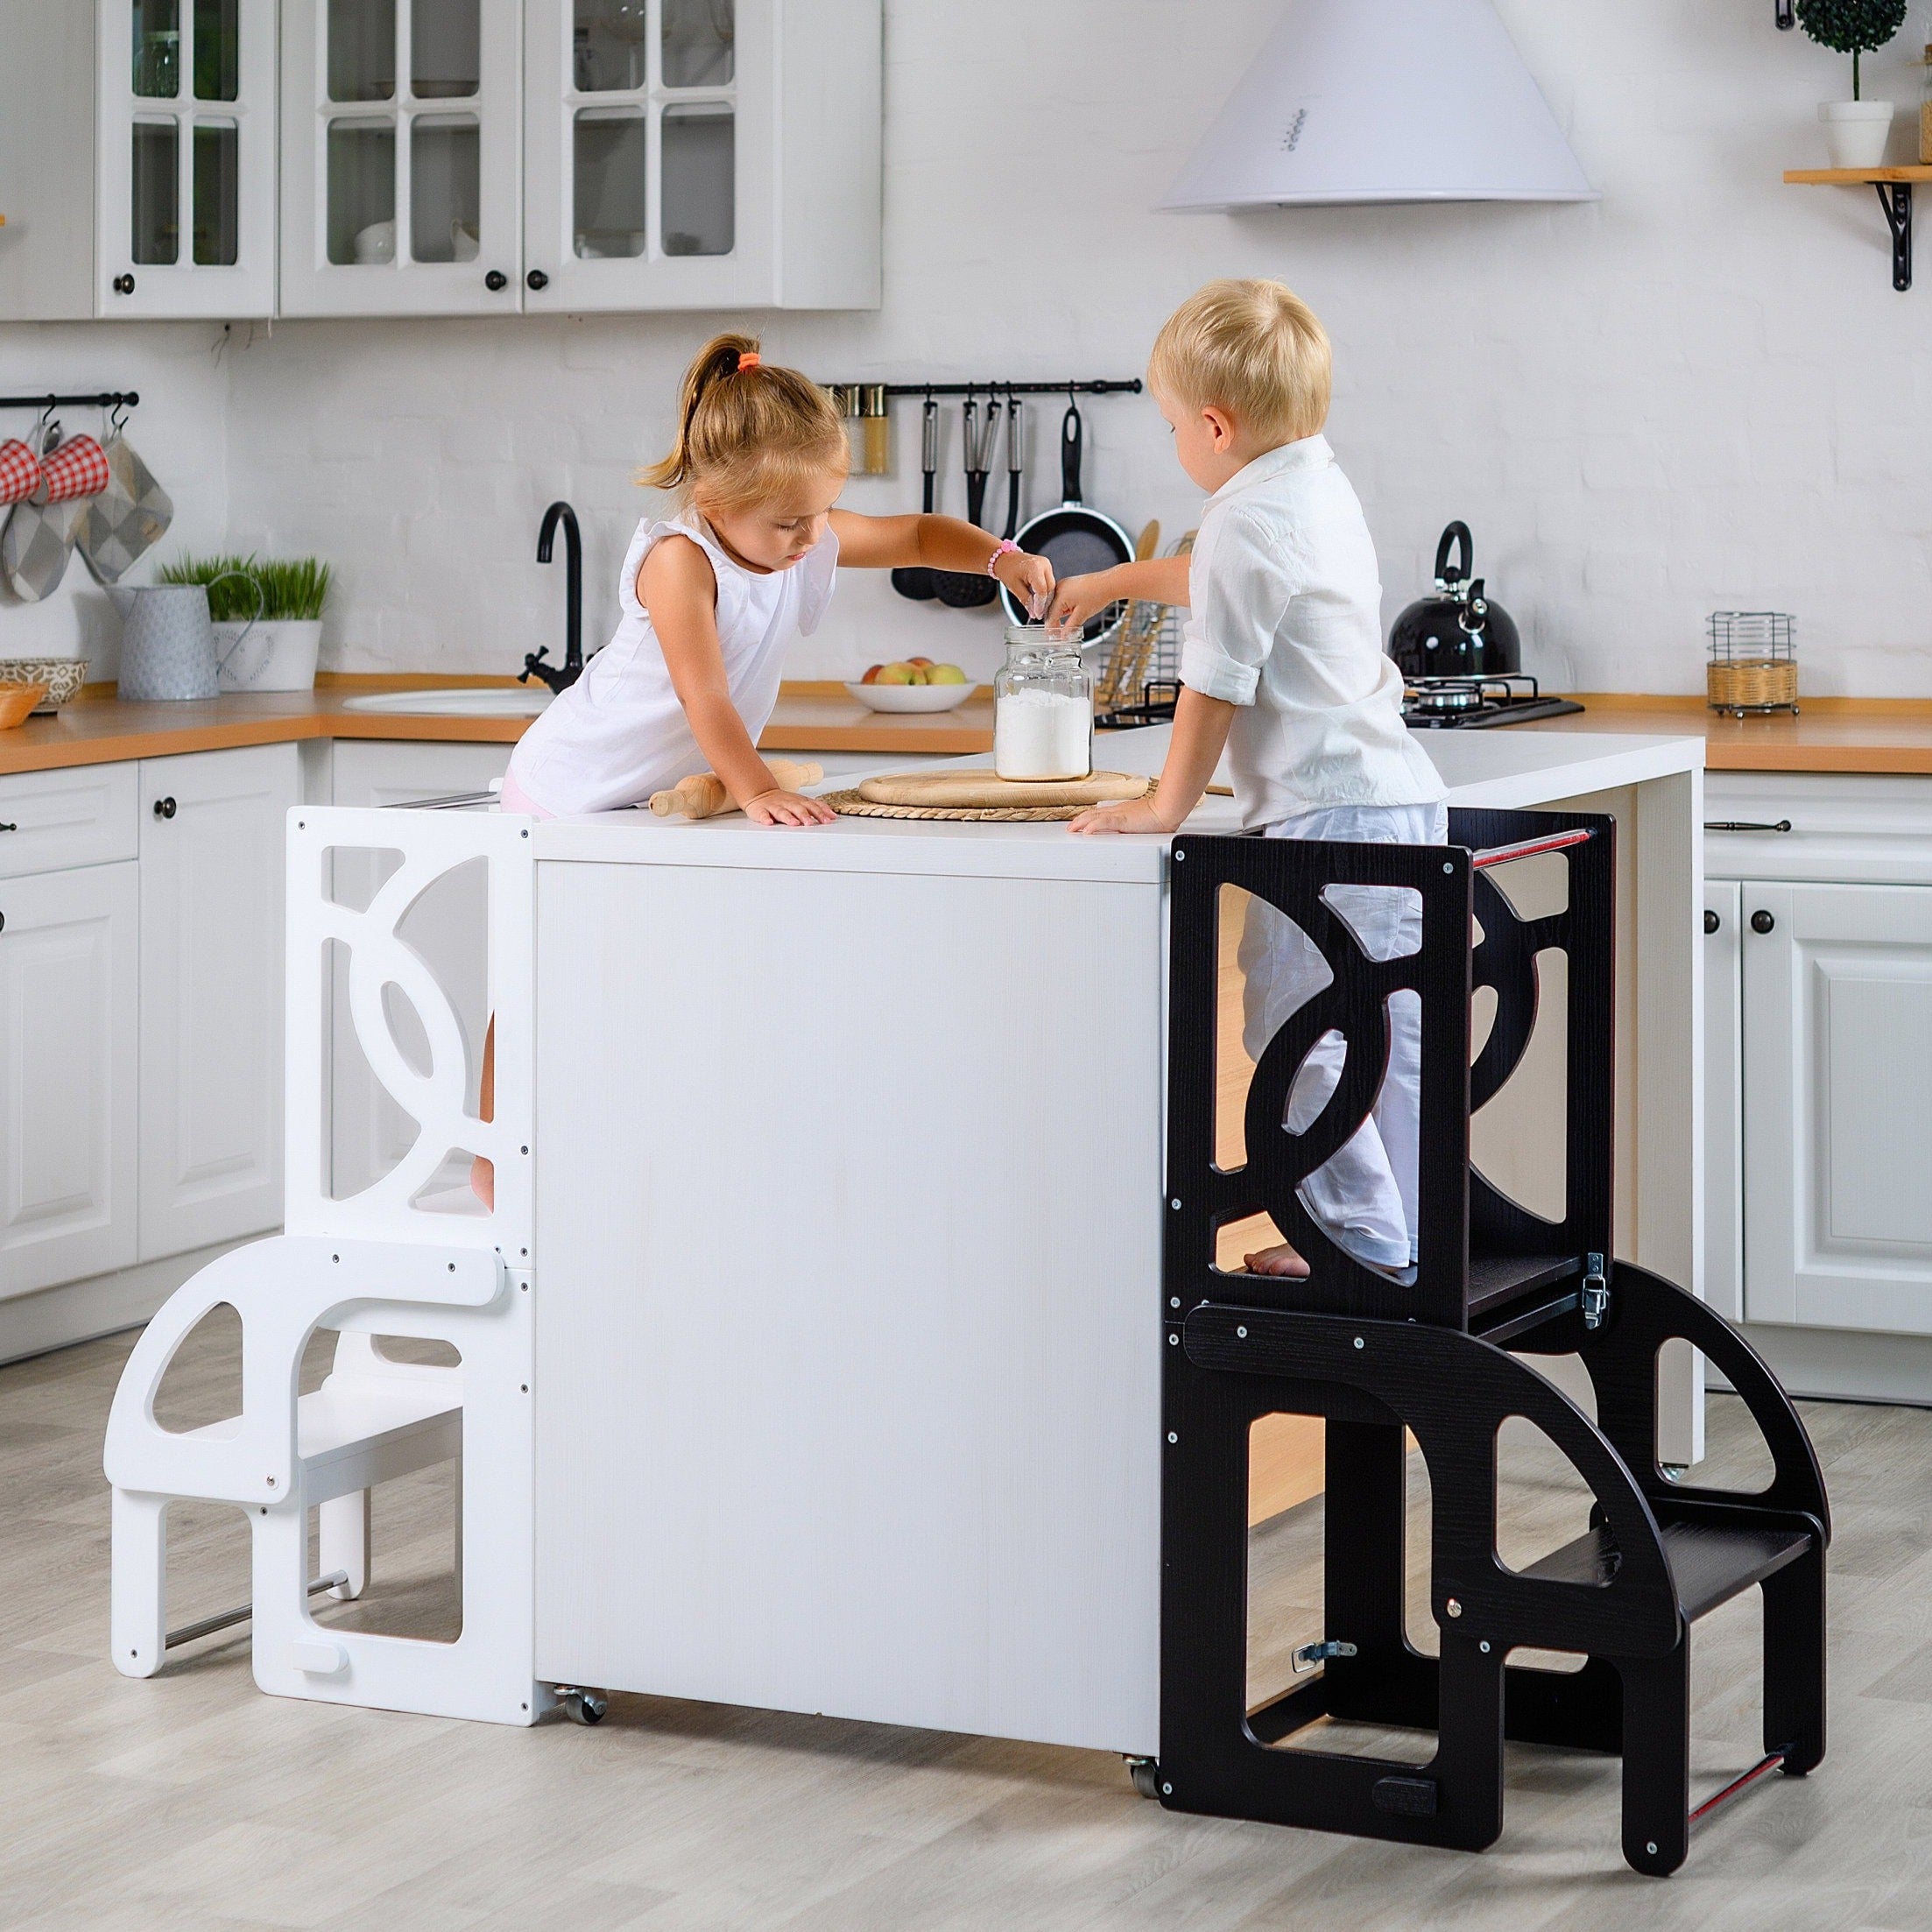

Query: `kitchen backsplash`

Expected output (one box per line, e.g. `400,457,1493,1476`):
7,1,1932,696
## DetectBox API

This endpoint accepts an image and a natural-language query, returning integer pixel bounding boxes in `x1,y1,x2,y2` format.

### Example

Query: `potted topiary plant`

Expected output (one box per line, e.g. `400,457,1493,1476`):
158,553,332,692
1801,0,1908,166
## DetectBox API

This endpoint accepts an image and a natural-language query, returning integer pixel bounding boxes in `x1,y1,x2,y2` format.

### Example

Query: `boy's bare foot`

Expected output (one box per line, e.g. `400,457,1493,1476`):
1244,1240,1310,1279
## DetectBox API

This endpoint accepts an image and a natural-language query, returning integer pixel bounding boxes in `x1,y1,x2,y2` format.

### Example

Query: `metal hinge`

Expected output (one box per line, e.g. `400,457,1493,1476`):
1293,1639,1359,1675
1581,1252,1609,1329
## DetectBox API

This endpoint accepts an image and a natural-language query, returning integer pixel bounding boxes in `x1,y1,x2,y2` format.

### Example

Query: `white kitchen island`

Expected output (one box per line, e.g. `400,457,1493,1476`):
517,723,1704,1758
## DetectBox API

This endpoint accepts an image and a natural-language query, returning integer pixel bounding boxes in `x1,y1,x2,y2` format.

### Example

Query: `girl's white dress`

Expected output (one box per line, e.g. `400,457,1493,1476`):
504,511,838,817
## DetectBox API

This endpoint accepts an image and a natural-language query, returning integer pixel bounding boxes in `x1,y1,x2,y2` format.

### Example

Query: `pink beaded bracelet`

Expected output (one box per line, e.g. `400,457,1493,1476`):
986,538,1020,577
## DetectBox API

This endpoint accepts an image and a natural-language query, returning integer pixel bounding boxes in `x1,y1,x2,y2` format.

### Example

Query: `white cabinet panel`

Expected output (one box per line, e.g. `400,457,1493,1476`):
0,862,138,1298
327,741,511,1197
280,0,523,316
1703,880,1741,1323
1742,879,1932,1336
137,743,300,1260
522,0,879,312
0,763,139,880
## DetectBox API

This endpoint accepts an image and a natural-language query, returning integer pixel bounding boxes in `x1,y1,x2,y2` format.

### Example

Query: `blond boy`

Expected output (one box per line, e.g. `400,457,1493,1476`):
1056,279,1447,1282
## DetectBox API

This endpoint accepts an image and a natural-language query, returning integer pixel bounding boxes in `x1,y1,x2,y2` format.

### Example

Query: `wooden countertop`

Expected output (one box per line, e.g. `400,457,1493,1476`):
9,682,1932,779
0,679,999,776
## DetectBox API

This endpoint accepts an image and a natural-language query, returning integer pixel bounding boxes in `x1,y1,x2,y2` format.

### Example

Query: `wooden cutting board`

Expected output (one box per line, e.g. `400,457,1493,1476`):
856,769,1152,808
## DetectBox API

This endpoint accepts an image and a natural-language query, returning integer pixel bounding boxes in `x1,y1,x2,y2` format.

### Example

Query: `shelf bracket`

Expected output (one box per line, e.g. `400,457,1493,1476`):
1876,180,1913,291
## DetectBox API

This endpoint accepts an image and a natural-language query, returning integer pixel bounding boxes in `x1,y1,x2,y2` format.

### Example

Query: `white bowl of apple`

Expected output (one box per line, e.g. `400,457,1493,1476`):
844,659,978,712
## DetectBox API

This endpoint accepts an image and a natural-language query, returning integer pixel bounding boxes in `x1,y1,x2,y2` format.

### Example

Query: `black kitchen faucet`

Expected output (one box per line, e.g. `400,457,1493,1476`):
522,500,582,693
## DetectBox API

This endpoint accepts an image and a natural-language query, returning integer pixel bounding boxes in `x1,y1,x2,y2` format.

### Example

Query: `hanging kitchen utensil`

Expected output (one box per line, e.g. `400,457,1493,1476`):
891,396,941,601
934,392,1003,607
1388,519,1520,680
998,397,1134,640
77,411,175,586
0,417,81,603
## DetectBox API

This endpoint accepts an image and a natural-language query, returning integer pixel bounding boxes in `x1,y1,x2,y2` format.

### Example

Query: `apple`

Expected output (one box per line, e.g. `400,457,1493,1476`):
875,661,918,685
860,663,885,684
926,663,968,685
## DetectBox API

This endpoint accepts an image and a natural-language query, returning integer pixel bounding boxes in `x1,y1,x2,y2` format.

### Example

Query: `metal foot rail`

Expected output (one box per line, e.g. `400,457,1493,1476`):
165,1571,350,1650
1689,1749,1788,1827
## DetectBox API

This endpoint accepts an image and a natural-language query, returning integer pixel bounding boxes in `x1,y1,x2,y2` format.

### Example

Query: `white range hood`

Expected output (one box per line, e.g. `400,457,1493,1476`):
1164,0,1597,210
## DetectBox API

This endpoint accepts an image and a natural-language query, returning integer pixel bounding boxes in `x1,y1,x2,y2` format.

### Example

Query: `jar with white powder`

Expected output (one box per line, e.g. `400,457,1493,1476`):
993,627,1092,781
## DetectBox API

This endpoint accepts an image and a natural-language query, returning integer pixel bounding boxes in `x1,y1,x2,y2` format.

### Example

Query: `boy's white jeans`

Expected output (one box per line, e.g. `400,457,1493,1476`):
1238,802,1450,1276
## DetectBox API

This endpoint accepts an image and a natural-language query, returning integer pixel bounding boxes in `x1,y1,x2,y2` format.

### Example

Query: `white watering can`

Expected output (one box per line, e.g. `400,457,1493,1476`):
108,574,261,702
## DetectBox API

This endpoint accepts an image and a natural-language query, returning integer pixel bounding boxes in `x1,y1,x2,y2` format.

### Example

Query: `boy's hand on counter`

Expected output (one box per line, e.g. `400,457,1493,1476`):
993,546,1055,617
1067,796,1179,837
1043,570,1119,640
744,788,837,828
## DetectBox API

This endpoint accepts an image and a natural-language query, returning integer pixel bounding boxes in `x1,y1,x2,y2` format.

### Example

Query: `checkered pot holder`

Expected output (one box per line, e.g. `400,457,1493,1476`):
78,434,174,586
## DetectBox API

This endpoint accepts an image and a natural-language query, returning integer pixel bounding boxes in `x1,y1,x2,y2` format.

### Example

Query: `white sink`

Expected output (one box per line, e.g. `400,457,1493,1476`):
340,687,554,718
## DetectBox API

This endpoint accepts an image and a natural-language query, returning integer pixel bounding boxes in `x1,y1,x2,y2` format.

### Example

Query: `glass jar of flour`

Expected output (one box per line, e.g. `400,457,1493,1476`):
993,628,1093,781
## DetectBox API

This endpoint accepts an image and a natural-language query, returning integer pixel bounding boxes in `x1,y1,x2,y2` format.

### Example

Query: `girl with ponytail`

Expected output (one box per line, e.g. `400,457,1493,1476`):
504,333,1056,823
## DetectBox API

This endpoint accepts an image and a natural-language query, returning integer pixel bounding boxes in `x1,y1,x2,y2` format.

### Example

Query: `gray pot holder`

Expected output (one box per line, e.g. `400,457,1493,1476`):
78,432,175,586
1,490,80,603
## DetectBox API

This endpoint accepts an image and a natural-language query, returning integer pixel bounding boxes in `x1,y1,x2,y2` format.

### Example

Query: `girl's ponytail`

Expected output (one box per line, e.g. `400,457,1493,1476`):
640,332,847,509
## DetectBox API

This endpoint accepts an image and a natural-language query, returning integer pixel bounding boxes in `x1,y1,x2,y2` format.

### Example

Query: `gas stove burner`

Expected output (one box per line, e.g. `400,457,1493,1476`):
1400,673,1586,731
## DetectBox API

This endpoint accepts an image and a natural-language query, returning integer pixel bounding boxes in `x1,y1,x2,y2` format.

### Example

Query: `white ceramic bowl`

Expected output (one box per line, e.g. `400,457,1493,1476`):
843,680,978,713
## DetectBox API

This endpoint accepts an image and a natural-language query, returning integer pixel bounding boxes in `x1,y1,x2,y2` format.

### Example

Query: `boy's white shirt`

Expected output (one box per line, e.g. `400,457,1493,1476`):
1178,433,1446,830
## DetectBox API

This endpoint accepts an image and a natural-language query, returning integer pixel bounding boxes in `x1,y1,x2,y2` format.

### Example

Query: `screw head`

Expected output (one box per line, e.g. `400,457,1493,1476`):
1173,850,1185,861
1352,1336,1364,1350
1169,1197,1181,1210
1167,1334,1178,1347
1236,1325,1247,1338
1443,861,1454,873
1646,1842,1658,1856
1162,1782,1173,1795
1445,1597,1463,1618
1479,1640,1491,1653
1167,1431,1178,1443
1169,1296,1180,1308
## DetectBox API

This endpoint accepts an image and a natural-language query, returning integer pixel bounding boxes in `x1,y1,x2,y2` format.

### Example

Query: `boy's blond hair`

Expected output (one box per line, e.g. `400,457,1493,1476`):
1147,279,1331,446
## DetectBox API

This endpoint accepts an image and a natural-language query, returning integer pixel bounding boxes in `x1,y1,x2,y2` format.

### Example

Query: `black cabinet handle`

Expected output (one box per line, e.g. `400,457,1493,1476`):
1704,908,1720,934
484,269,507,291
0,909,6,933
113,272,136,294
153,796,176,820
526,268,549,291
1751,909,1775,934
1704,820,1792,834
0,821,16,832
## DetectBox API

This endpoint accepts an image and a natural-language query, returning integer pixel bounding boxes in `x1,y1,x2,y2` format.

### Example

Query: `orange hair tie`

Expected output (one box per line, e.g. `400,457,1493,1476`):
736,351,762,371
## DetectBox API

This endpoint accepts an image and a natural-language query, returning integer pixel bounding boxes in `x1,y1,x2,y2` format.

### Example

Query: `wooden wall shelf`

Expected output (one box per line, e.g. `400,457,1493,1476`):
1785,166,1932,289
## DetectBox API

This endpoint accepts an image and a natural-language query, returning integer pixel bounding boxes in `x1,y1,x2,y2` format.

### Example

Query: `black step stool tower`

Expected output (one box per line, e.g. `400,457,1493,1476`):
1157,810,1829,1877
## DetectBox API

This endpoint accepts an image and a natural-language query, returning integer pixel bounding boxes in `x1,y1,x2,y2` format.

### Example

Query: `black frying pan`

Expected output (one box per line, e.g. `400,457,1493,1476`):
998,398,1133,639
891,396,941,601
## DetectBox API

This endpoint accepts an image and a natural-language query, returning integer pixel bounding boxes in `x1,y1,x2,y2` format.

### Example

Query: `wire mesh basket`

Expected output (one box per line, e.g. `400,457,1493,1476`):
1094,532,1192,726
1707,611,1797,716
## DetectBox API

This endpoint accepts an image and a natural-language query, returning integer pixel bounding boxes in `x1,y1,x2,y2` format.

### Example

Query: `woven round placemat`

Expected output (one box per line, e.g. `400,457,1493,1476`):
823,780,1156,823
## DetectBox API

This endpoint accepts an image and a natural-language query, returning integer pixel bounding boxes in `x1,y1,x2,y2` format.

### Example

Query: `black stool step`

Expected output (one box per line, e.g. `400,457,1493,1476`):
1522,1519,1813,1623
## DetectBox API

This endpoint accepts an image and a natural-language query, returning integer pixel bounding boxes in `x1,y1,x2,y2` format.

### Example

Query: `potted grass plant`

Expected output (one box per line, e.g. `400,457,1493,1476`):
1801,0,1908,166
158,553,332,692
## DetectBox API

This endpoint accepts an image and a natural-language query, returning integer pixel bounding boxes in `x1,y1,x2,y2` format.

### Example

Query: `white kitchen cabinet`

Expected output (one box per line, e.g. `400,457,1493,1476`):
279,0,524,315
1739,878,1932,1338
1703,879,1742,1325
137,744,300,1261
0,0,277,321
0,861,140,1299
522,0,880,313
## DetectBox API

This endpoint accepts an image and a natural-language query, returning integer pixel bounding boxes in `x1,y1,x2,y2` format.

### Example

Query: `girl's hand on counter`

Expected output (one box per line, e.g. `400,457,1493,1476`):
993,546,1055,618
1067,795,1178,837
744,788,836,828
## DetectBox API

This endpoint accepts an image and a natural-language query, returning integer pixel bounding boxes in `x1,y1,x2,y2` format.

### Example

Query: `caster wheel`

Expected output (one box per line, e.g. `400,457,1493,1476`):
1126,1757,1161,1802
556,1687,610,1724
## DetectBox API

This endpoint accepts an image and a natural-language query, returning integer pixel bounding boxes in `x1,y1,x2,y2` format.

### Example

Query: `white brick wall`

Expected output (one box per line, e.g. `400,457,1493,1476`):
9,3,1932,696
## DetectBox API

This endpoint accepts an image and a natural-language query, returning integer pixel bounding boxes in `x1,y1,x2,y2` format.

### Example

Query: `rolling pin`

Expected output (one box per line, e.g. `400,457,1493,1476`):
648,760,825,820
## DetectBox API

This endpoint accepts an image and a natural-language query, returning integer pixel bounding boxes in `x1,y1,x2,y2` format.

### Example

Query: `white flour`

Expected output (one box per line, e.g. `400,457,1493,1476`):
995,688,1092,780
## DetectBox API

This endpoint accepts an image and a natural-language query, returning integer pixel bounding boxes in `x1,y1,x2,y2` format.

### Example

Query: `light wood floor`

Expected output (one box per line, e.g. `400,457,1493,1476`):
5,1326,1931,1929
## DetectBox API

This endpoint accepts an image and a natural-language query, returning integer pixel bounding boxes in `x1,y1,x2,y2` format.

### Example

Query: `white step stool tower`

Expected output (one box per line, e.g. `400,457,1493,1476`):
104,805,563,1724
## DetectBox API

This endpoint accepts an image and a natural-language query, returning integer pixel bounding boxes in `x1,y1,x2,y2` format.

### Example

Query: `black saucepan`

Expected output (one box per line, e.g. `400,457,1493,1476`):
998,398,1132,639
891,396,941,601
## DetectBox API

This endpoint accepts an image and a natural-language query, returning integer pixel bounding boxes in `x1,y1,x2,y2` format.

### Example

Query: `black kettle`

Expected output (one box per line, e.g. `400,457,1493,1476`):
1388,521,1520,680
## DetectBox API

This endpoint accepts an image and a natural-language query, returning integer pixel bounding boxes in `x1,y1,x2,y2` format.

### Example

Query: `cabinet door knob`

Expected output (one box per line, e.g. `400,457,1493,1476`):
1704,907,1720,934
526,268,549,291
484,269,507,292
113,272,136,295
1750,908,1775,934
0,821,16,832
0,909,6,933
153,795,177,820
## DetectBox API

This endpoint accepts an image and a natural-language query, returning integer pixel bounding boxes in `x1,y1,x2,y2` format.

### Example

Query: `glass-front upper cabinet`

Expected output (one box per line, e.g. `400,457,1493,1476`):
280,0,522,315
523,0,881,312
96,0,278,316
